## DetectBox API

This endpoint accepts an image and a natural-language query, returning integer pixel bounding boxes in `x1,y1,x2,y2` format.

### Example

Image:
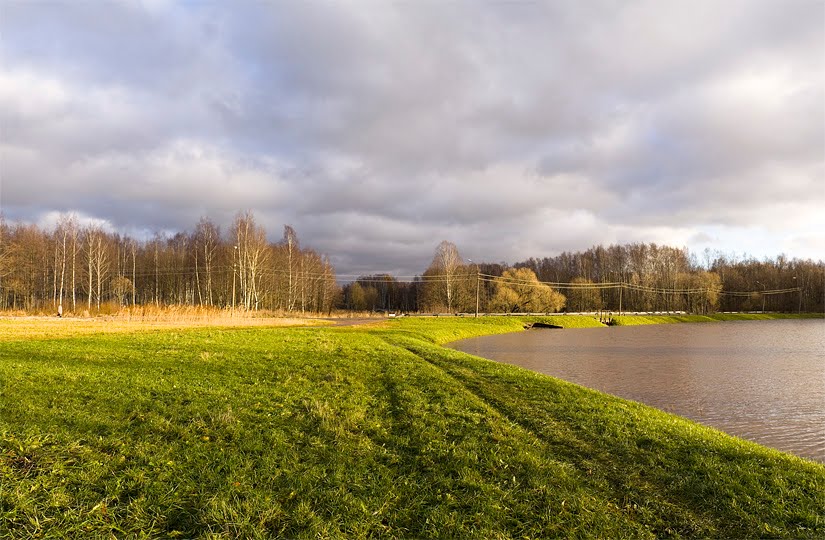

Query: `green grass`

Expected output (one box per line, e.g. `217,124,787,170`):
611,312,824,326
1,317,823,538
372,314,606,345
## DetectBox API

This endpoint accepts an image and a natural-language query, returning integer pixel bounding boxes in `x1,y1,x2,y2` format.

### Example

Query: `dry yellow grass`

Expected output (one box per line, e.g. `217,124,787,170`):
0,314,330,342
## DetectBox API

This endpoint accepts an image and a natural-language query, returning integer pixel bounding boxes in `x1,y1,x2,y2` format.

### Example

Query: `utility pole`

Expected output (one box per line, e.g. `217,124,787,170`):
469,259,480,318
476,269,480,318
757,280,766,313
618,282,623,316
232,245,237,311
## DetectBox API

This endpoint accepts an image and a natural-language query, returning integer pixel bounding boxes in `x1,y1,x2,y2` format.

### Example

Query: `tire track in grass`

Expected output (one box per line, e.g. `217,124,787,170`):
406,332,825,538
367,335,655,539
383,334,721,538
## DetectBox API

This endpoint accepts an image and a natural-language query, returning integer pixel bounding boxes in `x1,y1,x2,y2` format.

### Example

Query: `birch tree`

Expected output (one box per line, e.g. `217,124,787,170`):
83,226,110,311
283,225,299,312
192,217,219,306
232,211,268,310
69,217,79,311
425,240,462,312
54,214,78,312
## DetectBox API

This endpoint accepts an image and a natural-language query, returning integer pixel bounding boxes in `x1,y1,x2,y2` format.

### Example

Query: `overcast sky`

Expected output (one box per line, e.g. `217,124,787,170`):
1,1,823,277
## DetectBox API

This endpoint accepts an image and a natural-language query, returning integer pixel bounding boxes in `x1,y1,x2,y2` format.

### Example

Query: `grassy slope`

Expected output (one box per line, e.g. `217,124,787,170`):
611,312,823,326
0,316,823,538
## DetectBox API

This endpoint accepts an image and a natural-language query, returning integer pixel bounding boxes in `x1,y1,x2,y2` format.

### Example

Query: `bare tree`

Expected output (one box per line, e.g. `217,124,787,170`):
430,240,462,312
567,277,602,312
54,214,78,313
69,218,79,311
283,225,299,312
232,211,269,310
129,238,137,306
192,217,220,306
83,226,110,311
0,216,10,309
110,275,134,306
320,256,337,314
0,214,346,313
3,224,43,309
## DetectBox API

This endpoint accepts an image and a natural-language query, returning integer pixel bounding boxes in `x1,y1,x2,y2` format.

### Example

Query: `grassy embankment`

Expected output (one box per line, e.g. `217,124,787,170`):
1,315,823,538
610,312,823,326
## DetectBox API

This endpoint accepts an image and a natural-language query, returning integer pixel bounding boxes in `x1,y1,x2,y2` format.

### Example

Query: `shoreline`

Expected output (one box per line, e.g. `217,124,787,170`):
441,315,825,464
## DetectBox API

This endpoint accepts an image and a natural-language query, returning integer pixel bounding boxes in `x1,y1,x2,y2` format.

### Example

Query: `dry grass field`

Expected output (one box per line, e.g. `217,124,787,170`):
0,313,330,343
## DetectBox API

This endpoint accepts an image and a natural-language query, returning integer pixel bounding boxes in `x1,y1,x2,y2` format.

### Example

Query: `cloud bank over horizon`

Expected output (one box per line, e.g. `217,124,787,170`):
2,1,823,276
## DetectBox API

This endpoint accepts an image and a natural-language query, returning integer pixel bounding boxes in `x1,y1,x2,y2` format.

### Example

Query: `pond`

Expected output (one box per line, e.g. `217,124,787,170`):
450,319,825,463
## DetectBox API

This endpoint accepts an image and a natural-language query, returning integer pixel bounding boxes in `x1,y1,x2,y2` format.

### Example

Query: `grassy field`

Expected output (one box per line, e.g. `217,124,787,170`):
1,315,823,538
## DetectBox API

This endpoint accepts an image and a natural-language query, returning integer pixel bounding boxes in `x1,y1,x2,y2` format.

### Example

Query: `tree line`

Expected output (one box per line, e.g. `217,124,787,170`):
0,212,337,314
342,241,824,315
516,244,823,314
2,213,822,315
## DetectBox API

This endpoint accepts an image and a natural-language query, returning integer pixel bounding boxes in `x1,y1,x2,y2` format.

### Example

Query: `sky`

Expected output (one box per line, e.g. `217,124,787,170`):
1,0,823,277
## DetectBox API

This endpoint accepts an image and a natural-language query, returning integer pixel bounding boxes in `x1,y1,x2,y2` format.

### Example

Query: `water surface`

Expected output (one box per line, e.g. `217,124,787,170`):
450,319,825,462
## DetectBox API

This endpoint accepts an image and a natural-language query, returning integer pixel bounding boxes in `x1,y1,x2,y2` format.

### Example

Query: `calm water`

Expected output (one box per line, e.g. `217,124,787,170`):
451,319,825,463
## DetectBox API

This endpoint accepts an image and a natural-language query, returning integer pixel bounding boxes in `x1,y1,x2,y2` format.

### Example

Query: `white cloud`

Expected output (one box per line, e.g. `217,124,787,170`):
1,0,823,274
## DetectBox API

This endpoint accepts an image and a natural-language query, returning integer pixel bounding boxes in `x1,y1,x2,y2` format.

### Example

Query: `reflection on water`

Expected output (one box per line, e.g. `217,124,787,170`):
450,319,825,463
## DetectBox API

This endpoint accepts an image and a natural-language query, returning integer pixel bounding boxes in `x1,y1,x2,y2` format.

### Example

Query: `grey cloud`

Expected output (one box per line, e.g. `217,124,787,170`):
1,0,823,275
1,3,227,95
